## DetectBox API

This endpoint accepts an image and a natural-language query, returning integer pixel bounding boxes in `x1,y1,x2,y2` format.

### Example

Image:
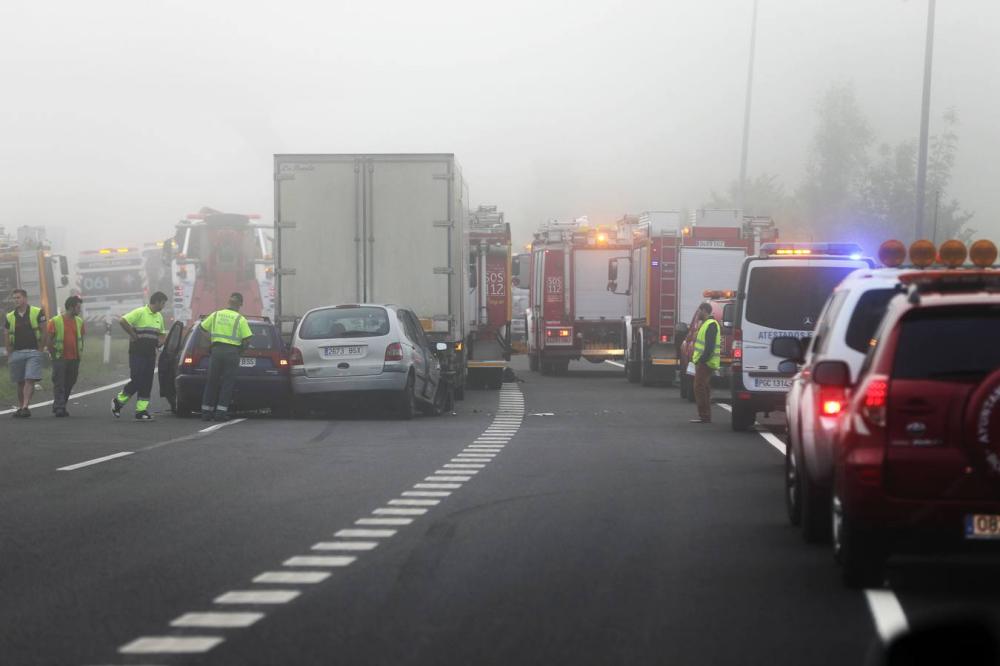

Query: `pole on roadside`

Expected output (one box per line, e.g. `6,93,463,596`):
931,189,941,244
103,317,112,365
737,0,760,214
915,0,936,241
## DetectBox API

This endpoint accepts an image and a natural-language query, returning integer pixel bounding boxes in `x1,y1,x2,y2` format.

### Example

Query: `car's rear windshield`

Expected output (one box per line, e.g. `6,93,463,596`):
745,265,858,330
844,289,896,353
191,321,278,350
893,305,1000,381
299,307,391,340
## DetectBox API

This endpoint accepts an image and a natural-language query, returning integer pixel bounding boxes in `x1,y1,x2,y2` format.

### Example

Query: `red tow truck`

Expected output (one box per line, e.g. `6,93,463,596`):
525,219,629,375
608,210,775,386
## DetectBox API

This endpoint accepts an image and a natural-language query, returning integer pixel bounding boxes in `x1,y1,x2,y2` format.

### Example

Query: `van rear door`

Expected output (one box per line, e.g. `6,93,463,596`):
740,259,865,394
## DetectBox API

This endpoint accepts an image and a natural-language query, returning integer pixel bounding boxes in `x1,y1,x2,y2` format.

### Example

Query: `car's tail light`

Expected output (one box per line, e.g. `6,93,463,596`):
819,386,846,416
183,356,194,366
861,375,889,427
289,347,304,366
660,335,668,343
385,342,403,362
732,328,742,361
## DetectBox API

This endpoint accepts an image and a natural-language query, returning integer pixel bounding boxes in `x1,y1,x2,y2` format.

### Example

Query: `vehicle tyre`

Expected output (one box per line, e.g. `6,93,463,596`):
731,401,755,431
529,351,540,372
786,443,802,526
800,458,831,544
832,495,886,588
640,359,655,387
175,399,193,418
626,357,641,384
396,375,416,420
166,394,177,413
421,381,452,416
554,359,570,375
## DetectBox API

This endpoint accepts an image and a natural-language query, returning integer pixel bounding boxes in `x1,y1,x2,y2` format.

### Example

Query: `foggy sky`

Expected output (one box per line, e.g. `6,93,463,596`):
1,0,997,255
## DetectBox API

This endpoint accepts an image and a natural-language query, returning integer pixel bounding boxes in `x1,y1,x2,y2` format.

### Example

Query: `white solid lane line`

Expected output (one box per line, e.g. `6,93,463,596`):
759,432,787,456
865,589,909,642
57,451,134,471
716,403,732,412
373,507,428,516
403,490,451,497
312,541,380,551
119,636,224,654
283,555,356,567
199,418,247,434
215,590,300,604
356,517,414,526
334,528,396,538
2,377,130,417
388,499,440,506
605,360,625,368
171,612,264,628
254,571,331,584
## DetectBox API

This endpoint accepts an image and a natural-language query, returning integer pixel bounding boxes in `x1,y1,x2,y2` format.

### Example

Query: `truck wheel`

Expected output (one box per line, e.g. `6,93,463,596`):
641,360,656,387
529,352,540,372
626,357,641,383
833,496,886,588
396,376,416,420
731,401,755,431
554,359,570,375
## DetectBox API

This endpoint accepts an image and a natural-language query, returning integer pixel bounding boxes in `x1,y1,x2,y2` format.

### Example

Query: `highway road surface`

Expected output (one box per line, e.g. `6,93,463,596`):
2,357,998,665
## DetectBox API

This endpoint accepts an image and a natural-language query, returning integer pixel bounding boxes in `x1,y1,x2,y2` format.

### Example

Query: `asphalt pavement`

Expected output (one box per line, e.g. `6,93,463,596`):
2,357,998,666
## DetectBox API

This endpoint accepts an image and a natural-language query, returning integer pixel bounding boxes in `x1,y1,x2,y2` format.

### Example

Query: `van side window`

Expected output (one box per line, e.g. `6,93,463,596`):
811,290,848,357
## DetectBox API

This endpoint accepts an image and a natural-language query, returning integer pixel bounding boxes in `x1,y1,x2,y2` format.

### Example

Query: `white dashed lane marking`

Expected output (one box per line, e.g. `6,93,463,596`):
110,384,525,660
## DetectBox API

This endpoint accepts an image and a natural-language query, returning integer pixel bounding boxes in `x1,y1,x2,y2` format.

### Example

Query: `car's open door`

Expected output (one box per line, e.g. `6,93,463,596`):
157,321,185,410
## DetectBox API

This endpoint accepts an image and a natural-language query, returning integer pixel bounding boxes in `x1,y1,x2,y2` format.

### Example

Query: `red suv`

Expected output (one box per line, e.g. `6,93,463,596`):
814,269,1000,586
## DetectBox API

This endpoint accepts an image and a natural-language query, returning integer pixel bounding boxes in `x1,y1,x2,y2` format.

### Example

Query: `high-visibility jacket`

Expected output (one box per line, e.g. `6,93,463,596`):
692,318,721,370
122,305,166,356
51,314,84,359
6,306,42,348
201,308,252,347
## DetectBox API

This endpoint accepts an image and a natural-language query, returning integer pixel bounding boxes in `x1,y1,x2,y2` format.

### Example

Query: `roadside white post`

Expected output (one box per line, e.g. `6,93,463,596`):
103,316,112,365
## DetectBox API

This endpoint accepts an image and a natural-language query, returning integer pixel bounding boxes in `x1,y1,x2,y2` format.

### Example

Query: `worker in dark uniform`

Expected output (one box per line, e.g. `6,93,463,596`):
200,292,253,422
112,292,168,421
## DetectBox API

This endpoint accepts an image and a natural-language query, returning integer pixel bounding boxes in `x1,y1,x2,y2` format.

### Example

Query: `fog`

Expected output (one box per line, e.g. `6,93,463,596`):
1,0,997,254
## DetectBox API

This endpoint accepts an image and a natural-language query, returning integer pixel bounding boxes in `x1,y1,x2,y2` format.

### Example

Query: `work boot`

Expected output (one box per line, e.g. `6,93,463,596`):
111,397,123,418
213,411,231,422
135,411,153,421
201,409,214,422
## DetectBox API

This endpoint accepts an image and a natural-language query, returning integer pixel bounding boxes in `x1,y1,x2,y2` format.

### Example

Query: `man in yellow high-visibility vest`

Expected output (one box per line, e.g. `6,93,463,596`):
200,292,253,422
690,302,721,424
112,292,168,421
46,295,85,417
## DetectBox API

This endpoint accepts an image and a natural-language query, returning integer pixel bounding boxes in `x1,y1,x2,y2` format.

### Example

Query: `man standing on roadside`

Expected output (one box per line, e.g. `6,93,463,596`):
690,301,721,424
47,296,85,417
5,288,47,418
200,292,253,422
112,292,167,421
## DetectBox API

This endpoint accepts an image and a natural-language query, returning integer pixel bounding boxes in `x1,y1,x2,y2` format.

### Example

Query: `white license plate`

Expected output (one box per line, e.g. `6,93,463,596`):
752,376,792,390
322,345,366,358
239,357,257,368
965,514,1000,540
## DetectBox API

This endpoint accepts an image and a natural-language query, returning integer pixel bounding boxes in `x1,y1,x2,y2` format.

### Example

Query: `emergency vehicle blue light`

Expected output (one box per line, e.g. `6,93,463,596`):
850,253,862,260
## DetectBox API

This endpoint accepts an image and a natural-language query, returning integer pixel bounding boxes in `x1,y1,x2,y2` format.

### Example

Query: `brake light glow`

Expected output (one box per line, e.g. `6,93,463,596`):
546,328,571,338
660,335,668,343
278,358,288,367
385,342,403,362
862,376,889,427
289,347,304,366
819,386,846,416
732,328,742,360
183,356,194,365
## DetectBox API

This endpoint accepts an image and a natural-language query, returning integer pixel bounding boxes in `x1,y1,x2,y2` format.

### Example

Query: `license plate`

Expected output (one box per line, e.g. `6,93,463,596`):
239,357,256,368
322,345,366,358
752,376,792,390
965,514,1000,540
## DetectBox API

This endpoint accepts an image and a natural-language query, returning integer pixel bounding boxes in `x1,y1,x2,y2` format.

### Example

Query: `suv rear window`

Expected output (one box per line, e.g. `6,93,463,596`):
893,306,1000,381
246,322,278,351
745,265,857,330
299,307,391,340
844,289,896,353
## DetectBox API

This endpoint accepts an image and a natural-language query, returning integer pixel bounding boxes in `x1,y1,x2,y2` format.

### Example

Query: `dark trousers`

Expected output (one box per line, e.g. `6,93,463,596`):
123,353,156,400
52,359,80,412
694,363,713,422
202,344,241,412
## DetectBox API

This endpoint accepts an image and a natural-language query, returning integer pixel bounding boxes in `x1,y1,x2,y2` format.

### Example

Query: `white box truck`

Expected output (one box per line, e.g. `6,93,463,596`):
273,153,470,397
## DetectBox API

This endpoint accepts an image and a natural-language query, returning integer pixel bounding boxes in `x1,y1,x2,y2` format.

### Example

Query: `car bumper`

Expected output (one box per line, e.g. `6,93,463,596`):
176,373,291,408
291,371,408,395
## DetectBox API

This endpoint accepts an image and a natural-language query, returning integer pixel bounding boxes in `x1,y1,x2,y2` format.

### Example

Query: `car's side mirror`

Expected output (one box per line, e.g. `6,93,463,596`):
777,359,798,375
812,360,851,387
60,276,69,287
722,303,735,331
607,258,618,283
771,336,804,363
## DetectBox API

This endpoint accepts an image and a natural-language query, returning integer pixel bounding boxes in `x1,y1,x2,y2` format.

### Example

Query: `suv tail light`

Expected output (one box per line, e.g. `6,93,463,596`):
289,347,304,366
861,375,889,427
819,385,846,416
384,342,403,362
179,350,207,374
732,328,743,361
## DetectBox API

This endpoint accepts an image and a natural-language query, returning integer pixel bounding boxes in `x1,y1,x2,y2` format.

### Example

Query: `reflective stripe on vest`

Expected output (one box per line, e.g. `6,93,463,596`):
692,318,721,370
52,315,85,358
6,306,42,347
207,310,247,346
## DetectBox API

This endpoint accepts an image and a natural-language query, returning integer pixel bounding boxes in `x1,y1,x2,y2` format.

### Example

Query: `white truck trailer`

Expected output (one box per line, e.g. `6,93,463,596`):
273,153,470,397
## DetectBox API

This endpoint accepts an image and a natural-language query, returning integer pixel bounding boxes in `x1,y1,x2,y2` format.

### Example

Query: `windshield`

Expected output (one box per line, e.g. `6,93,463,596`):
298,307,391,339
745,265,857,330
893,306,1000,381
78,270,144,297
845,288,896,353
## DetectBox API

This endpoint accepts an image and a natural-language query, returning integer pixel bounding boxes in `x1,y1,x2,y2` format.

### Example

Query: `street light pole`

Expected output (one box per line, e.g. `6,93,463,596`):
737,0,759,214
915,0,936,241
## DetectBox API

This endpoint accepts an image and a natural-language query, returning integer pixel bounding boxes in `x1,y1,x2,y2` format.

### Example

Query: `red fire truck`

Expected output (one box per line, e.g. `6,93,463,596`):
164,208,275,325
525,219,629,375
466,205,512,389
608,210,775,386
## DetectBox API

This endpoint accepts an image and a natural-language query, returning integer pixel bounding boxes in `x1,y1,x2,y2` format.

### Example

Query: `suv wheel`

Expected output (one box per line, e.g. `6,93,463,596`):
800,459,831,544
832,495,885,588
396,376,416,420
731,401,755,431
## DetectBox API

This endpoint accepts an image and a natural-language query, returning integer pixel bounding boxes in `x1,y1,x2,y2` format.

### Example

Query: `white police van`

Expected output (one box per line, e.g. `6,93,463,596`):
729,243,874,431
